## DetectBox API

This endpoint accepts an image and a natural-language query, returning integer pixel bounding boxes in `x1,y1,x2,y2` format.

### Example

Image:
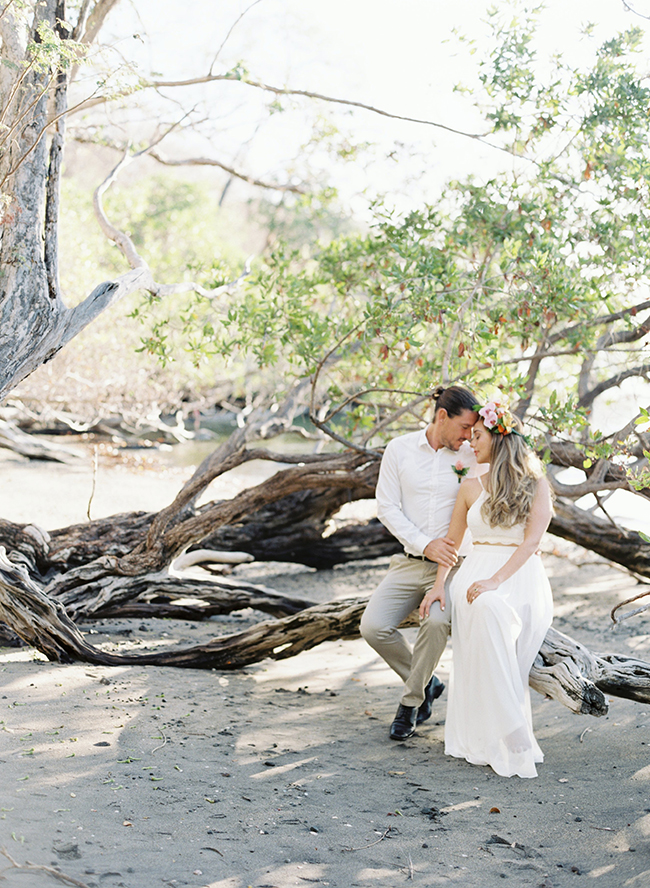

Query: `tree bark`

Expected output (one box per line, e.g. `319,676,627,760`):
0,2,59,395
550,499,650,577
74,573,318,621
0,1,149,400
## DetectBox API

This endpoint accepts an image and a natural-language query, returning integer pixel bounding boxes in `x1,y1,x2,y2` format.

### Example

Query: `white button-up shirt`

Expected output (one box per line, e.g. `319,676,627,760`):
376,428,477,556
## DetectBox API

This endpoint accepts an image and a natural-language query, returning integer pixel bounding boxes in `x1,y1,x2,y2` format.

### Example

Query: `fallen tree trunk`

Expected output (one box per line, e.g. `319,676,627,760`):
0,547,648,717
14,469,650,583
550,499,650,577
194,513,401,568
0,425,647,606
2,481,648,596
0,419,79,463
88,574,318,620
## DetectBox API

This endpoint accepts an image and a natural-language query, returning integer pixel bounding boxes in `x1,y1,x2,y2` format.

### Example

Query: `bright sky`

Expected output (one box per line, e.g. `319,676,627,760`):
94,0,650,212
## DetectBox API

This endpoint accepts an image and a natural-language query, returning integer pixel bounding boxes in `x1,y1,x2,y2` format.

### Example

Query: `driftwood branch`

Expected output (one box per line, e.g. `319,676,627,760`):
1,549,648,717
550,499,650,576
611,587,650,624
0,434,647,585
81,573,318,621
0,419,79,462
0,846,92,888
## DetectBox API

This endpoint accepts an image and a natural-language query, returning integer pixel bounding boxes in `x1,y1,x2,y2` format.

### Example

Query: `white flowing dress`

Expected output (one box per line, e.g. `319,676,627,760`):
445,488,553,778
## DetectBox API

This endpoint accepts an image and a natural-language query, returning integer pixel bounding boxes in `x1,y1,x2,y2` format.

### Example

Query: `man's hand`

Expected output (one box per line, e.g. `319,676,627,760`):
423,536,458,568
419,584,446,618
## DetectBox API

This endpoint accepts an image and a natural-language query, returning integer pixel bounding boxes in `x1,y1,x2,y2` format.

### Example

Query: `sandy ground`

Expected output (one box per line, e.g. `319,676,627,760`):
1,446,650,888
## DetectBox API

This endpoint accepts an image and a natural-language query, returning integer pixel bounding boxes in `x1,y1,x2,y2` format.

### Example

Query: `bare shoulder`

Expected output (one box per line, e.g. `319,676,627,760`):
459,476,482,507
533,475,553,510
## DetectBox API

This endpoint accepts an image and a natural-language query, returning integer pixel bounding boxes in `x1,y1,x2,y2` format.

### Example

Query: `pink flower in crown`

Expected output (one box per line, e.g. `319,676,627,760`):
479,401,499,429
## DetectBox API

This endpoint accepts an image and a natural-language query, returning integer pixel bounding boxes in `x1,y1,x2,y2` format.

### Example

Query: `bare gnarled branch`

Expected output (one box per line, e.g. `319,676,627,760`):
148,149,306,194
577,363,650,410
91,139,252,302
70,70,495,150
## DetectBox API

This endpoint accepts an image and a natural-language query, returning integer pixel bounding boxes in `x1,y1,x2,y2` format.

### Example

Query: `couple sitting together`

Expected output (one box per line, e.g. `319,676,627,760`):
360,385,553,779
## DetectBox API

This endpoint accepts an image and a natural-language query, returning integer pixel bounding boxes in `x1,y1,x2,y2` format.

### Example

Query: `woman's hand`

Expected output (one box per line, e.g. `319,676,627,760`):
466,577,498,604
420,583,446,618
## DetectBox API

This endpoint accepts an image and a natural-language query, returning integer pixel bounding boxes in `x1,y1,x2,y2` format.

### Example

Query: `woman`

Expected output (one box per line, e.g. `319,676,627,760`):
419,401,553,778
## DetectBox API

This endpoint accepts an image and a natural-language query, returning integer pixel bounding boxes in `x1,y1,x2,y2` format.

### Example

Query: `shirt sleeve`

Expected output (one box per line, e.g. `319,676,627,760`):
375,440,431,556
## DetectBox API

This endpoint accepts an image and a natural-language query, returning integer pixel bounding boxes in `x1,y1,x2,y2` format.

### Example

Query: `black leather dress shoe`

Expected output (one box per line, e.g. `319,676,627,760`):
416,674,445,725
389,704,417,740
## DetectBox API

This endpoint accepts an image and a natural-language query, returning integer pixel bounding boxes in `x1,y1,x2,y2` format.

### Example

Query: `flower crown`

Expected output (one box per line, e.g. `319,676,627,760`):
474,401,517,436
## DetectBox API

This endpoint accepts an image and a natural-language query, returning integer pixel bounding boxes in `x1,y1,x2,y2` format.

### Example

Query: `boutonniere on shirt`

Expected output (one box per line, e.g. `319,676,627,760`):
452,459,469,483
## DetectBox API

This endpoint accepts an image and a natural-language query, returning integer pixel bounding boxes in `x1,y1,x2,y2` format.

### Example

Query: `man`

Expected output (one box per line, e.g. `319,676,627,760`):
360,385,480,740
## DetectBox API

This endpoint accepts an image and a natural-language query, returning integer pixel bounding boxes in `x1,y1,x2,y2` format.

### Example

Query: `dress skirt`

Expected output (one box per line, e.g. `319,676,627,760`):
445,546,553,778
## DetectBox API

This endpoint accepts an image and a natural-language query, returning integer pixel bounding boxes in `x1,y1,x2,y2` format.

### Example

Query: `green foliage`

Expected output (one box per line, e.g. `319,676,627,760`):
28,19,86,73
635,408,650,431
627,455,650,493
536,392,590,438
211,160,639,444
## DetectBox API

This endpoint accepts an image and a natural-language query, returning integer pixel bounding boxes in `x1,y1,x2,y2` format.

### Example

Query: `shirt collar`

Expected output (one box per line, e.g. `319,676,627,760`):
416,426,433,451
417,425,448,454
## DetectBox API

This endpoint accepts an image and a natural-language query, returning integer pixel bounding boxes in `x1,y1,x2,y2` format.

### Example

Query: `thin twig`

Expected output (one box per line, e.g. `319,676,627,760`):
592,493,622,530
322,387,428,426
0,848,92,888
149,149,305,193
209,0,265,72
200,846,224,857
308,413,382,456
621,0,650,20
579,727,592,743
151,730,168,753
341,828,393,852
86,445,98,521
123,73,494,146
0,0,19,24
360,394,432,446
611,587,650,624
0,54,37,135
0,77,104,190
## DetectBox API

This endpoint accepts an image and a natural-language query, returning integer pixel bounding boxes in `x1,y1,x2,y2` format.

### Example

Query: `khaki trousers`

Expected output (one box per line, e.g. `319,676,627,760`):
360,554,455,708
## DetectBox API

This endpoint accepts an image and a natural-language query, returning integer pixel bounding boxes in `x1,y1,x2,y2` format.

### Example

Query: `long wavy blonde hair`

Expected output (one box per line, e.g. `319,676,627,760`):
481,418,545,528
